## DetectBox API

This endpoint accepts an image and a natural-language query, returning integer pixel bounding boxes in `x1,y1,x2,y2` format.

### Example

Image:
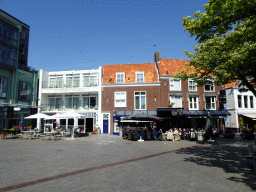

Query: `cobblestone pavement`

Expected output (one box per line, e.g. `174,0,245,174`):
0,134,255,192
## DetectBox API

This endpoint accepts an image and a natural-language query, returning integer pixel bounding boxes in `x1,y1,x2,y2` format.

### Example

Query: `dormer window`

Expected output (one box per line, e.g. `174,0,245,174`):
135,72,144,83
116,72,125,83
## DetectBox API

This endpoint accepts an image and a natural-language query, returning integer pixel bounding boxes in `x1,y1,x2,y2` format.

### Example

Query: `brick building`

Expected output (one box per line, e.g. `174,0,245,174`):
101,63,161,134
101,52,230,135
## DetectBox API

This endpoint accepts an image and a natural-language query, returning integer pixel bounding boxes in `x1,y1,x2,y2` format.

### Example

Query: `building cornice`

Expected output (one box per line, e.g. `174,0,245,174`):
102,82,161,87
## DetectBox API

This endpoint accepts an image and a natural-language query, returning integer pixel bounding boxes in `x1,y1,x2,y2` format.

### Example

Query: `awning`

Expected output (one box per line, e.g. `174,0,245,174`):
240,114,256,120
182,110,230,118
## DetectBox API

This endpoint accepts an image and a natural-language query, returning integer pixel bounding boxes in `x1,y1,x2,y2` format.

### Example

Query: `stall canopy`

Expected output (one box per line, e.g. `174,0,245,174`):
121,113,163,122
239,113,256,120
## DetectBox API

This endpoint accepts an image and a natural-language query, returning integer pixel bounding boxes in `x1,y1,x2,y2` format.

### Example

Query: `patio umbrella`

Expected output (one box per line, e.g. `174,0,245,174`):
24,113,52,132
48,111,83,138
24,113,52,119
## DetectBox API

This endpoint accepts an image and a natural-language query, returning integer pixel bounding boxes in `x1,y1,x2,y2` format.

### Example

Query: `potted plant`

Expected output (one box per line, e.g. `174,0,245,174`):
168,104,173,108
84,105,89,110
73,105,77,110
49,85,53,88
93,105,98,110
61,106,66,111
63,84,67,88
47,106,51,111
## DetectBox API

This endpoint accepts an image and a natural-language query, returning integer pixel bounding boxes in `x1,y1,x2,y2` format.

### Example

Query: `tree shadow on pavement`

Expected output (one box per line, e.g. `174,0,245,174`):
176,138,256,190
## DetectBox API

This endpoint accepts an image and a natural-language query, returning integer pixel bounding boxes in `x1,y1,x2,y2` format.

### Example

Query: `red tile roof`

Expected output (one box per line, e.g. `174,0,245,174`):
157,58,193,75
102,63,158,84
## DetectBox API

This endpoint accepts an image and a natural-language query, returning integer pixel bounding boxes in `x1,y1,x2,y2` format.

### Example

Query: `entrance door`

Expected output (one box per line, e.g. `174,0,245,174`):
103,120,108,133
86,118,93,132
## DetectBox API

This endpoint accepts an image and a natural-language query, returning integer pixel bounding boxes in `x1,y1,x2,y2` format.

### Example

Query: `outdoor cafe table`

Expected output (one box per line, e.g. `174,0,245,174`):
21,130,40,139
42,131,61,140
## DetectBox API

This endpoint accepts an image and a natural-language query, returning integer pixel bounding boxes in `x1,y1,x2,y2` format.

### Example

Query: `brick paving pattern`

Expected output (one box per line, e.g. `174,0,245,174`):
0,134,255,191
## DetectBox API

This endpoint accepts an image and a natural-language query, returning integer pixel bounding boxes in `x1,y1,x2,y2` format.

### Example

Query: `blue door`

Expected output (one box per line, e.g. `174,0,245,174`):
103,120,108,133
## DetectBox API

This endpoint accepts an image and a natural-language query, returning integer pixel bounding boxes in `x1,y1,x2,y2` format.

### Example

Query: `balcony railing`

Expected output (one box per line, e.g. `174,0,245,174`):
41,104,98,111
42,81,99,88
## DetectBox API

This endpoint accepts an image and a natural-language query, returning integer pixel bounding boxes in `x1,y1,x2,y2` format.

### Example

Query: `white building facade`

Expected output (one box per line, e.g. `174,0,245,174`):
224,86,256,132
38,68,102,133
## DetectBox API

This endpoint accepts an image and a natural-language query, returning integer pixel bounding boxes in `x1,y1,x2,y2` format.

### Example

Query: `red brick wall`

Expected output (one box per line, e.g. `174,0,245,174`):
102,85,161,133
159,78,222,110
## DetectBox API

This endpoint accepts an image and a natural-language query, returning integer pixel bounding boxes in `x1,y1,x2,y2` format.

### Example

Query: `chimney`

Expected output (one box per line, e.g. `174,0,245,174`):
154,52,160,63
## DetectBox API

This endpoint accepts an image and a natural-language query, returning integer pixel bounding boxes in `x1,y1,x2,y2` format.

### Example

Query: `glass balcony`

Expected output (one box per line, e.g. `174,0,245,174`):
42,80,99,88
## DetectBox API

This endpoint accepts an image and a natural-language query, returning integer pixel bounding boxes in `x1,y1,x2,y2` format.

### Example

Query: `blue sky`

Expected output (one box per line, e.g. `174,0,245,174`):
1,0,208,71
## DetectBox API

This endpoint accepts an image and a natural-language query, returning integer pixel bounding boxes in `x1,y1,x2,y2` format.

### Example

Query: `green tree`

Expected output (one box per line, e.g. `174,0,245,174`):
175,0,256,96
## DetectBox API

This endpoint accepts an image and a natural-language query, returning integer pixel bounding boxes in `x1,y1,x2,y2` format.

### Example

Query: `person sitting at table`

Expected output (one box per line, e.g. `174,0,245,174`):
167,129,174,141
157,129,163,140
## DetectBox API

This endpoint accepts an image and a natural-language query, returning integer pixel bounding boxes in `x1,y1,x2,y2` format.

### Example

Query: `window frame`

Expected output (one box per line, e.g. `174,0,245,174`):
188,79,197,92
134,91,146,110
169,96,182,108
170,78,181,91
244,95,248,108
114,91,126,107
250,96,254,108
204,81,215,92
83,95,98,109
116,72,125,83
205,96,216,110
18,81,31,101
188,96,199,110
135,72,145,83
0,77,7,98
238,95,242,108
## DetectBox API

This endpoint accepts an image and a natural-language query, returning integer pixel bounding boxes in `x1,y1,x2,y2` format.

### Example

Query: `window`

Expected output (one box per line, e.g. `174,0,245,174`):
19,43,24,54
135,72,144,83
116,72,125,83
0,77,7,98
204,82,214,92
189,96,198,110
66,74,80,88
250,96,254,108
238,95,242,108
205,96,216,110
83,73,98,87
135,91,146,110
83,96,97,109
49,76,63,88
115,92,126,107
170,78,181,91
188,79,197,91
244,95,248,108
64,95,80,109
170,96,182,108
48,96,62,110
18,81,31,101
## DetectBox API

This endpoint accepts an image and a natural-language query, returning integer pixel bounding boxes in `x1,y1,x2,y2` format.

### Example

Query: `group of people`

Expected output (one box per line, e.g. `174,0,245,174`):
122,127,219,141
166,128,181,141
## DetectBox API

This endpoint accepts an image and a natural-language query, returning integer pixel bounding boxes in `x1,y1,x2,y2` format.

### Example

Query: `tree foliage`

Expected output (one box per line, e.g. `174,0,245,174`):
175,0,256,96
